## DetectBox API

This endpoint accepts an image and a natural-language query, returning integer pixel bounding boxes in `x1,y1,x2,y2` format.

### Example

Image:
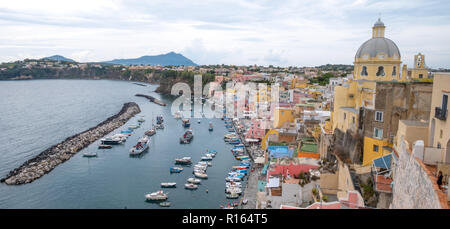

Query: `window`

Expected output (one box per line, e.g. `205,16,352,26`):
374,128,383,139
361,66,368,76
376,66,385,76
392,66,396,76
373,145,379,152
352,117,355,124
375,111,383,122
442,94,448,110
419,74,423,79
344,113,346,120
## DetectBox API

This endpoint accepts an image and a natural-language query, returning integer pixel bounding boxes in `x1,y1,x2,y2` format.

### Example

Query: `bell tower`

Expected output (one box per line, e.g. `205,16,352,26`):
372,18,385,38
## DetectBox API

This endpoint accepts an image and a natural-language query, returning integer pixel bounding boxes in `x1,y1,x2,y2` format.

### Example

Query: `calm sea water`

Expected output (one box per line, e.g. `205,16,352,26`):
0,79,241,209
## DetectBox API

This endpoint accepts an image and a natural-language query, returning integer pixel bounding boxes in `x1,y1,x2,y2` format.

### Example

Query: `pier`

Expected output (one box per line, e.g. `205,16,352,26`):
135,94,167,106
0,102,141,185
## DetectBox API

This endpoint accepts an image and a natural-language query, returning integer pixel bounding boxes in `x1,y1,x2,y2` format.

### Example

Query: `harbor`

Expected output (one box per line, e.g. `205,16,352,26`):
0,79,245,208
1,102,141,185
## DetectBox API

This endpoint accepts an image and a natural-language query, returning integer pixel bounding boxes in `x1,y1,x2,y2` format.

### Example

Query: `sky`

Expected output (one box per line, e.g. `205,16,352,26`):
1,0,450,68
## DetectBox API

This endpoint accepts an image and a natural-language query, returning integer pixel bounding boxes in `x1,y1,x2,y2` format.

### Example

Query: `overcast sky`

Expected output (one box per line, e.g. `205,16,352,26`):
1,0,450,68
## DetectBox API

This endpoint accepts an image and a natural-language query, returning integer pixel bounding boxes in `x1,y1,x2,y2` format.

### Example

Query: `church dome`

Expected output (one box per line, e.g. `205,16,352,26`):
355,37,400,59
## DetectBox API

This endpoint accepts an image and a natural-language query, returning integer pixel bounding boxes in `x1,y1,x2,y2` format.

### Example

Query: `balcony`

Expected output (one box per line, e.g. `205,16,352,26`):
435,107,447,121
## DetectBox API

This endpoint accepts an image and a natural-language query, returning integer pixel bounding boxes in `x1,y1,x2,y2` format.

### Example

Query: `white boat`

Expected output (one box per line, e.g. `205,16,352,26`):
159,202,171,207
174,111,182,119
225,187,242,194
161,182,177,188
83,152,97,158
187,178,201,184
201,156,213,161
128,124,139,129
145,128,156,136
205,153,215,158
185,183,198,190
130,136,150,155
226,192,240,199
198,120,201,124
138,117,145,123
145,190,168,201
194,172,208,179
100,136,123,145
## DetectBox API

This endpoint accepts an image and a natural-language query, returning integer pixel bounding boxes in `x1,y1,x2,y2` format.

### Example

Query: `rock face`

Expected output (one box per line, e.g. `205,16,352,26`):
0,102,141,185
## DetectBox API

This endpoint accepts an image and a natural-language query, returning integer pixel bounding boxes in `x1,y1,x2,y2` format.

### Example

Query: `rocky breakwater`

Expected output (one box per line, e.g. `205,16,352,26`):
0,102,141,185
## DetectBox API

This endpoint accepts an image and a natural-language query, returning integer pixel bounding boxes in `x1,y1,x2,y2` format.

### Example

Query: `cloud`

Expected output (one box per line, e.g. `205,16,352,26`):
0,0,449,67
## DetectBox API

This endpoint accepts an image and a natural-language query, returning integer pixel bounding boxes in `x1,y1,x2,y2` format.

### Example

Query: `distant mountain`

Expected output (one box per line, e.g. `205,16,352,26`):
41,55,75,62
103,52,197,66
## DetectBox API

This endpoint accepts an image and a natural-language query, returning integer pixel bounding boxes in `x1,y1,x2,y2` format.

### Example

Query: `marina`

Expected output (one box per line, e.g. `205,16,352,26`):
0,80,246,209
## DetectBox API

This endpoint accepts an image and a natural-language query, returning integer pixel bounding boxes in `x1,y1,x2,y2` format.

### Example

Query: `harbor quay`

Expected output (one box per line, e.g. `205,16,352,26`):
0,102,141,185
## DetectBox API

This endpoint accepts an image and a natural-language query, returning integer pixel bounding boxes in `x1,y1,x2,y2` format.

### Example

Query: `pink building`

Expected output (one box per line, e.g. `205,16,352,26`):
245,119,268,140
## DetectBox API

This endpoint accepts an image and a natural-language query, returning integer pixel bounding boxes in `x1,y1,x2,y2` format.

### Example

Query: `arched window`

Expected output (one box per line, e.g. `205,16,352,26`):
376,66,385,77
361,66,368,76
392,66,396,76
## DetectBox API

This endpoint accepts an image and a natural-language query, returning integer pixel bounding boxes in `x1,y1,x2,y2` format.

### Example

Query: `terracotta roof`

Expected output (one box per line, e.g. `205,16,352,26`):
374,175,393,193
268,164,319,178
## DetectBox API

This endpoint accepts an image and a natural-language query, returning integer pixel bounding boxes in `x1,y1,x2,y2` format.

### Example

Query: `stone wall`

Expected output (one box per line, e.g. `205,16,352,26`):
391,140,443,209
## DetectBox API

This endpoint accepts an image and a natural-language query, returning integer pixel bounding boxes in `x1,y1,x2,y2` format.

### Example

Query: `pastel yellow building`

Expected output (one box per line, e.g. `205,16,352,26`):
332,18,432,166
273,107,295,129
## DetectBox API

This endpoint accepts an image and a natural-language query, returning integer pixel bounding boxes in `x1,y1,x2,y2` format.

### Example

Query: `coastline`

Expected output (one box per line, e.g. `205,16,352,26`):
0,102,141,185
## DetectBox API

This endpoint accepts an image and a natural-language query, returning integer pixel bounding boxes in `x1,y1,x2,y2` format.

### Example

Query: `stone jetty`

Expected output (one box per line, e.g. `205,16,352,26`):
135,94,167,106
0,102,141,185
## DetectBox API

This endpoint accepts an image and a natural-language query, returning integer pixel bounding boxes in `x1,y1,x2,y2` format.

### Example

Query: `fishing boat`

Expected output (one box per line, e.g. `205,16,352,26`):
170,167,184,173
194,172,208,179
145,128,156,136
161,182,177,188
184,183,198,190
201,156,213,161
187,178,201,184
83,152,97,158
182,118,191,128
98,144,112,149
209,122,213,131
145,190,168,201
129,136,150,155
175,157,192,165
179,129,193,144
159,202,171,207
156,115,164,124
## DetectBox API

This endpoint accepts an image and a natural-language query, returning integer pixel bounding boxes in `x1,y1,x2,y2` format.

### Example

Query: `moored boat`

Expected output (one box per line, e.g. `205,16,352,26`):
159,202,171,207
161,182,177,188
180,129,193,144
194,172,208,179
187,178,201,184
209,122,213,131
182,118,191,128
184,183,198,190
83,152,97,158
129,136,150,155
98,144,112,149
226,192,240,199
145,128,156,136
170,167,184,173
175,157,192,165
145,190,168,201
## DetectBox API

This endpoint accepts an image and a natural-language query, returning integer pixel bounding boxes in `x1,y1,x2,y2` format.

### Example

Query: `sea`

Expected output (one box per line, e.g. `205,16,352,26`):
0,79,243,209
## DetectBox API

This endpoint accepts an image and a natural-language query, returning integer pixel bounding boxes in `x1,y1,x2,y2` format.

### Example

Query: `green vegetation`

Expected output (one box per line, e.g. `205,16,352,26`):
308,72,337,86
